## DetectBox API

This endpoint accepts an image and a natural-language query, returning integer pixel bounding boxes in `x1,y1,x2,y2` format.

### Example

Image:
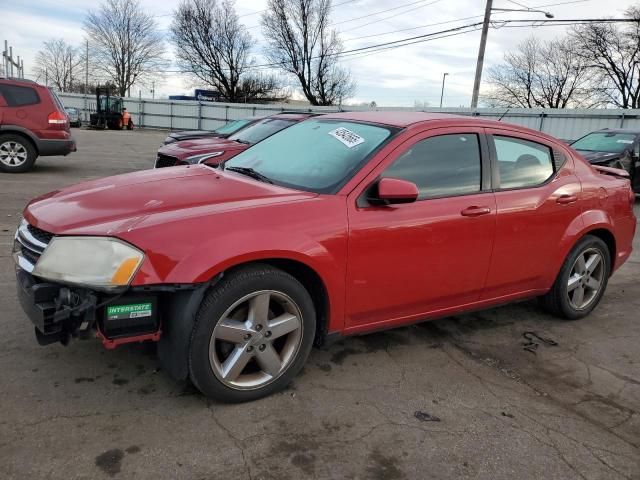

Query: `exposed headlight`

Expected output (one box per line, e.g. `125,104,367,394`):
33,237,144,289
185,151,224,164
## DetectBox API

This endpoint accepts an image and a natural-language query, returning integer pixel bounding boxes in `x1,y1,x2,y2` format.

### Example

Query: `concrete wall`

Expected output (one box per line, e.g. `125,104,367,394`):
58,92,640,141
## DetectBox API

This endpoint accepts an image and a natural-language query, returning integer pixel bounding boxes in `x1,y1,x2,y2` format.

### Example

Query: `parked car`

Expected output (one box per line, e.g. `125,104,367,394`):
0,77,76,173
14,112,636,402
155,112,317,168
65,107,81,127
571,128,640,192
163,117,264,145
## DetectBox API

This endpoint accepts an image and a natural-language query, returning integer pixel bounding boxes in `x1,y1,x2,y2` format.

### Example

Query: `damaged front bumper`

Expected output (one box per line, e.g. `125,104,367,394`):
15,267,161,349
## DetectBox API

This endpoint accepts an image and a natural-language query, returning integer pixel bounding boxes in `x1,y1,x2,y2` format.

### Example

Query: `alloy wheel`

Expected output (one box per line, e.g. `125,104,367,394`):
0,141,28,167
566,248,605,310
208,290,303,390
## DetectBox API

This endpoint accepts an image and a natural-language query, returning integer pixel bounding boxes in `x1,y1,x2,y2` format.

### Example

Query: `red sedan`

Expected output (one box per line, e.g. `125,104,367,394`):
14,112,636,402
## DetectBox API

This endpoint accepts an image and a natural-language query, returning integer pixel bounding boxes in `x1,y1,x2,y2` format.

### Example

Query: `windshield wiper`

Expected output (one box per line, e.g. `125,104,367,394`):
233,139,251,145
225,166,273,184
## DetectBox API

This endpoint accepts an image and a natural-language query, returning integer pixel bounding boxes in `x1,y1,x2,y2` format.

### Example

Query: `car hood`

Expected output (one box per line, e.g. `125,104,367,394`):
575,149,624,164
169,130,225,141
24,165,315,236
159,137,247,159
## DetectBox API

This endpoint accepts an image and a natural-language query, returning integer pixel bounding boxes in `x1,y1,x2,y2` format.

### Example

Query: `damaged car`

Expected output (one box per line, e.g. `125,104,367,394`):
14,112,636,402
571,128,640,192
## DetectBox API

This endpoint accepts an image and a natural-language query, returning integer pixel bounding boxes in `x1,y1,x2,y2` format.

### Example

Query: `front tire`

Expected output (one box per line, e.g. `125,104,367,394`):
189,265,316,402
0,134,37,173
540,235,610,320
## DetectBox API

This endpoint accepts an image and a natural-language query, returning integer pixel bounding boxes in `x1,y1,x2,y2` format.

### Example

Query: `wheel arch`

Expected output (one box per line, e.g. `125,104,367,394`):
580,227,616,275
0,127,39,154
223,257,331,347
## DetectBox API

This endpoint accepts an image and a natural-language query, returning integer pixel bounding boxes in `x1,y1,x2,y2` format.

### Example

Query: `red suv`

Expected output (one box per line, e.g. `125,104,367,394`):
155,112,316,168
0,77,76,173
14,112,636,402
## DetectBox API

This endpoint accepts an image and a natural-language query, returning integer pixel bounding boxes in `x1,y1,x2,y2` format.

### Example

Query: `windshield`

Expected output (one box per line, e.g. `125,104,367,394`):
571,132,636,153
225,119,394,193
229,118,295,144
214,119,252,135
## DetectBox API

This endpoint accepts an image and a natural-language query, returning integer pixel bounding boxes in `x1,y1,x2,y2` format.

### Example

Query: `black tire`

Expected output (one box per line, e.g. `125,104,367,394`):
540,235,611,320
0,134,37,173
126,120,134,130
189,264,316,403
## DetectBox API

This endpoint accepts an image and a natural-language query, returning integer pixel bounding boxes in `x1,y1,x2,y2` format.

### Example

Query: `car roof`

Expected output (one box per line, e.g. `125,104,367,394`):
317,111,468,127
0,77,38,85
267,112,322,121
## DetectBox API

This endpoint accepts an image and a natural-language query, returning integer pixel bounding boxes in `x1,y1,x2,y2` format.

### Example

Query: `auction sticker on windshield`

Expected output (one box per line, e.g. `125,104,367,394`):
329,127,365,148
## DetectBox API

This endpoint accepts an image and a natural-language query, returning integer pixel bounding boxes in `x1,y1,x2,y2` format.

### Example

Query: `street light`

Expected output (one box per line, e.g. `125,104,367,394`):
440,73,449,108
470,1,554,108
491,7,554,18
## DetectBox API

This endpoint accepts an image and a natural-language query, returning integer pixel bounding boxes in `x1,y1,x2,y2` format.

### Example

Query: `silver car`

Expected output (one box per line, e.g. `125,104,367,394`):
65,107,81,128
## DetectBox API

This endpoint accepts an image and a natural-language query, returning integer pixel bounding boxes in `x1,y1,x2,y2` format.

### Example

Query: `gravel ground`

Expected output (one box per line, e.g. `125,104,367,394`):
0,128,638,480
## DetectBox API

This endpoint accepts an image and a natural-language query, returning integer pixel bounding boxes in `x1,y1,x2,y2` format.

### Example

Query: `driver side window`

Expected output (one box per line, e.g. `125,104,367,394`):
381,133,482,200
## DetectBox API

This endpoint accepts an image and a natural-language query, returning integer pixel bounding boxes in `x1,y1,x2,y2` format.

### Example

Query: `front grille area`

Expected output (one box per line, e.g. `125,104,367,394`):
155,153,179,168
14,220,53,272
27,224,54,244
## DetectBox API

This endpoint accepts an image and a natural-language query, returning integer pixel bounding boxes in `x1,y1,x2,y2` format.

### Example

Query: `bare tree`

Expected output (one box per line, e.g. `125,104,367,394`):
484,36,596,108
570,10,640,108
84,0,166,97
261,0,355,106
171,0,282,102
33,39,84,92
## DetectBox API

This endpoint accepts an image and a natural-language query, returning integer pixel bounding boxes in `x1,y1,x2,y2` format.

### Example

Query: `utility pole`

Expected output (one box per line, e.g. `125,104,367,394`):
3,41,25,78
440,72,449,108
151,81,155,99
470,2,554,108
471,0,493,109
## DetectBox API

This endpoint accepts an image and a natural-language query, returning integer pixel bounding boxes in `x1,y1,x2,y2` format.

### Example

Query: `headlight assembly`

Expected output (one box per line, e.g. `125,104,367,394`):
33,237,144,289
185,151,224,164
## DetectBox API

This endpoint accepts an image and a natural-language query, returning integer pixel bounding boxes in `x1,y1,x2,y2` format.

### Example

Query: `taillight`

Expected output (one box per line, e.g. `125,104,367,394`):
48,111,67,125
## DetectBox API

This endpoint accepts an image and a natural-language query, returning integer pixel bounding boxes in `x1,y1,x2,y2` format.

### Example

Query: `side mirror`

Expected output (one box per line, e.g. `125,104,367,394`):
377,177,419,204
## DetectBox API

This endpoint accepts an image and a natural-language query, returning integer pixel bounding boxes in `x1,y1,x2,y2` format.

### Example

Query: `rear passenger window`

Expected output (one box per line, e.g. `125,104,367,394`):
493,136,554,189
0,84,40,107
382,134,481,199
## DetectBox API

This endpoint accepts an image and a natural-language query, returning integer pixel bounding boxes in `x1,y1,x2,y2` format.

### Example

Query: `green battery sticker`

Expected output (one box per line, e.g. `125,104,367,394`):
107,303,152,320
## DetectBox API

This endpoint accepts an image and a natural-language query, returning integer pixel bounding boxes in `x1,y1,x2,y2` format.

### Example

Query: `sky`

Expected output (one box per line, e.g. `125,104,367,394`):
1,0,637,106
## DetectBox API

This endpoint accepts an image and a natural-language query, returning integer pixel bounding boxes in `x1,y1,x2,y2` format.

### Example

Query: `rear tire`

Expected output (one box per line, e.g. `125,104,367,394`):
0,134,37,173
540,235,610,320
126,120,134,130
189,264,316,403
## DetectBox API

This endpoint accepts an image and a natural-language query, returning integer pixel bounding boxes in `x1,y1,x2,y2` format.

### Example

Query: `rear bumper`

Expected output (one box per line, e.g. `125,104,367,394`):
36,138,76,156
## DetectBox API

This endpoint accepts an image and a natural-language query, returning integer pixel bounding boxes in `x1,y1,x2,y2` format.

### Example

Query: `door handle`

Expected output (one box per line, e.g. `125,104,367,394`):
556,194,578,205
461,206,491,217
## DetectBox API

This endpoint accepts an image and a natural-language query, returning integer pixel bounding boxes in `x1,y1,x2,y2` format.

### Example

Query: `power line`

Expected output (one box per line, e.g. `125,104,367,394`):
333,0,441,26
340,0,446,33
344,14,485,41
153,16,632,75
342,0,588,42
506,0,532,8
